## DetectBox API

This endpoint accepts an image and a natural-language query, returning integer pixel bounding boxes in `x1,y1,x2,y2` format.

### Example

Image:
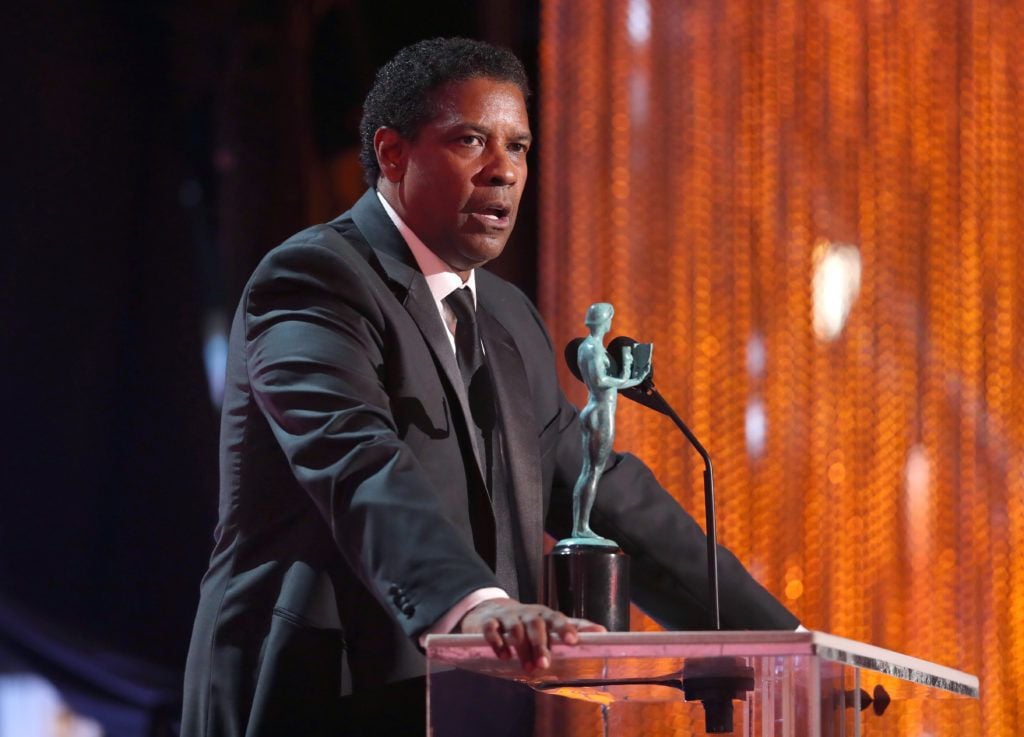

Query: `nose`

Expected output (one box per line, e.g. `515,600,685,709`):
481,146,517,186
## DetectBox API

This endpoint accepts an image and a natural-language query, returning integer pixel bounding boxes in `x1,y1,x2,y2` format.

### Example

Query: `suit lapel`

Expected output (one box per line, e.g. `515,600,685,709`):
477,304,543,602
350,191,488,482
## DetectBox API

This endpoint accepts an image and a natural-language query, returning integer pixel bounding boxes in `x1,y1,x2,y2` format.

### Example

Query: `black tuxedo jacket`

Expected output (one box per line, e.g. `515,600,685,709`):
181,190,797,737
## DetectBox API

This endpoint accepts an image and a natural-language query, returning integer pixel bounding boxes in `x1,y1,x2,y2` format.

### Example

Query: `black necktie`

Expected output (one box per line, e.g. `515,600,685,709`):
444,287,497,470
443,287,518,597
445,287,485,391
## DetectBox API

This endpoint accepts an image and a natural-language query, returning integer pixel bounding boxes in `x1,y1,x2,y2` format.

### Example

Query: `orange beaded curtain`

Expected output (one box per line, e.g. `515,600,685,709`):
539,0,1022,735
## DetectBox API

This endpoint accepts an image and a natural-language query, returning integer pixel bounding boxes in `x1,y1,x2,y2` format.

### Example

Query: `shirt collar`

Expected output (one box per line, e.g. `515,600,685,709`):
376,190,476,308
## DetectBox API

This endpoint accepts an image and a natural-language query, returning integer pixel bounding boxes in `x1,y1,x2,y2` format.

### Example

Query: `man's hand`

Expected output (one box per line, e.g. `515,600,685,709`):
457,598,605,673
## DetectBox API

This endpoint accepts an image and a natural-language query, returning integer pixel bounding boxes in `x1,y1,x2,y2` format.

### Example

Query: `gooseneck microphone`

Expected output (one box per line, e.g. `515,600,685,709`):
564,336,722,631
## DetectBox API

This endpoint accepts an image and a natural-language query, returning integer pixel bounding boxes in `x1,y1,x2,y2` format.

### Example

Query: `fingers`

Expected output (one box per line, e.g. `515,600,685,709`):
493,612,546,672
522,616,548,671
460,600,605,673
481,617,513,661
572,617,607,633
495,610,600,672
554,618,578,646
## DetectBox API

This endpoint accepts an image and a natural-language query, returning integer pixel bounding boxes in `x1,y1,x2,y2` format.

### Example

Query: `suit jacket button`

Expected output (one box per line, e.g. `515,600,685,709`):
402,604,415,617
388,584,400,595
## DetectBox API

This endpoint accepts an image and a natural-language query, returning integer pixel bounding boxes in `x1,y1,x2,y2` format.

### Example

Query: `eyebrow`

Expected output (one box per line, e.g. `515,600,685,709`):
455,122,533,144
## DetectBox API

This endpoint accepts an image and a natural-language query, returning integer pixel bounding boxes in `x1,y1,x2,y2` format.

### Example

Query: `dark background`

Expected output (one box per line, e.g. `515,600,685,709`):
2,0,538,725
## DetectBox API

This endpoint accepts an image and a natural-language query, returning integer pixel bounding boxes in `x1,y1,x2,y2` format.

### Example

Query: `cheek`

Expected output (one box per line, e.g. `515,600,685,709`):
418,170,467,205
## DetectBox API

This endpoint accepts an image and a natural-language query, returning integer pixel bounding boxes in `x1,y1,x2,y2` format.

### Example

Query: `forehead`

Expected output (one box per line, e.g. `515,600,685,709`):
425,77,530,131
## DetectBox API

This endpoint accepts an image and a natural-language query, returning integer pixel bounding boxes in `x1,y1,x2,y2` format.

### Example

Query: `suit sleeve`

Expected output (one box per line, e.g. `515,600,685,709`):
244,240,499,638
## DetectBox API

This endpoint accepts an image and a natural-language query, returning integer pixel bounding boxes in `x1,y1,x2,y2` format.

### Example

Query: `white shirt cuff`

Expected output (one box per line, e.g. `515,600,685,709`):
418,587,508,648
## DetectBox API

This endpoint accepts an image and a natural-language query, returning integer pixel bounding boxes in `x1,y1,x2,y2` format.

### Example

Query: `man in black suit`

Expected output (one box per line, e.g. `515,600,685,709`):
182,37,797,737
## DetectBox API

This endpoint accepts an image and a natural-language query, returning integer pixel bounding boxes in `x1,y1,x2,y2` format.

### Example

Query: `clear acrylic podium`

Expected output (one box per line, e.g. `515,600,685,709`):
425,630,978,736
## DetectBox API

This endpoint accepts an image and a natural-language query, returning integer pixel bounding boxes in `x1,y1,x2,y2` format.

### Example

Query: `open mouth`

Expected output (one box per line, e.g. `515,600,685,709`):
475,204,511,223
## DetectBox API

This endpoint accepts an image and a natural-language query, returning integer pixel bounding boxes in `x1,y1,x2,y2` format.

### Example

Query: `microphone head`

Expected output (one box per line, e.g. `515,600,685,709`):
607,335,671,414
607,335,654,385
563,337,584,382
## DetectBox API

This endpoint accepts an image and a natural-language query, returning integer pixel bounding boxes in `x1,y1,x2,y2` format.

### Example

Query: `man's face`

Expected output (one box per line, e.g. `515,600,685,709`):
383,77,531,275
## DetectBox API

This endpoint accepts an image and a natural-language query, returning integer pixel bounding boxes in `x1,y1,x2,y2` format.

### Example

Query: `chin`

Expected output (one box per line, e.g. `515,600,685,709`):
460,239,510,268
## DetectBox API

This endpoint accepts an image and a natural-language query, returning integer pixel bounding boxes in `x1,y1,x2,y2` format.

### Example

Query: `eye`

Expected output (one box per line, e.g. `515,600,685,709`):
508,142,530,154
459,135,484,147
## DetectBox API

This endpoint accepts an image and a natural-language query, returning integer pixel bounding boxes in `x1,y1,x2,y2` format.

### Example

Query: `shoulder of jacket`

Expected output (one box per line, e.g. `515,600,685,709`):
280,217,370,257
252,218,375,275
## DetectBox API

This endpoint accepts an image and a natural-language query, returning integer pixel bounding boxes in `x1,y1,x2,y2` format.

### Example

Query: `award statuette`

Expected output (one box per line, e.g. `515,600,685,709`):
545,303,652,631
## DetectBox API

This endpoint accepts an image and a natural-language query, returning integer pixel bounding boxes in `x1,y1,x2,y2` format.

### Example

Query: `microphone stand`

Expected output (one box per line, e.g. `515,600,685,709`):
628,378,721,631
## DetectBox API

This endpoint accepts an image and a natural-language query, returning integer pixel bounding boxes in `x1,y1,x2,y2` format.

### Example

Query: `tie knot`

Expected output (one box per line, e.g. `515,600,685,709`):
445,286,477,325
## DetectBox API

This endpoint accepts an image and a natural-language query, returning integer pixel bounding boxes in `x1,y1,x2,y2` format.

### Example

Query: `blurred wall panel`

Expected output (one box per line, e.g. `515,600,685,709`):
539,1,1022,734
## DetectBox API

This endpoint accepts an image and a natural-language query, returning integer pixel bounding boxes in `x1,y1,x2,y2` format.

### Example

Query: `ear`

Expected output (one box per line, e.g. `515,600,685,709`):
374,127,408,182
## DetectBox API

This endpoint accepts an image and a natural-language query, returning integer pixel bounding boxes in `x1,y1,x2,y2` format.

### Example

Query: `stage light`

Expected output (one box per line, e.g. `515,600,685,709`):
0,674,100,737
202,311,228,408
811,241,862,342
745,398,766,458
627,0,651,45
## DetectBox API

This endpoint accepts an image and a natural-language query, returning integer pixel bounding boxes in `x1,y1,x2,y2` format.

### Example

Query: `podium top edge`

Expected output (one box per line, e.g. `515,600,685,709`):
810,631,979,696
425,630,979,697
426,629,811,650
425,630,813,663
421,626,806,646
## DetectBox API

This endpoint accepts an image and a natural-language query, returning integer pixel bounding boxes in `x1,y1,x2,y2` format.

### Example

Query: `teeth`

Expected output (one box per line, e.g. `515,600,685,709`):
482,213,501,220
